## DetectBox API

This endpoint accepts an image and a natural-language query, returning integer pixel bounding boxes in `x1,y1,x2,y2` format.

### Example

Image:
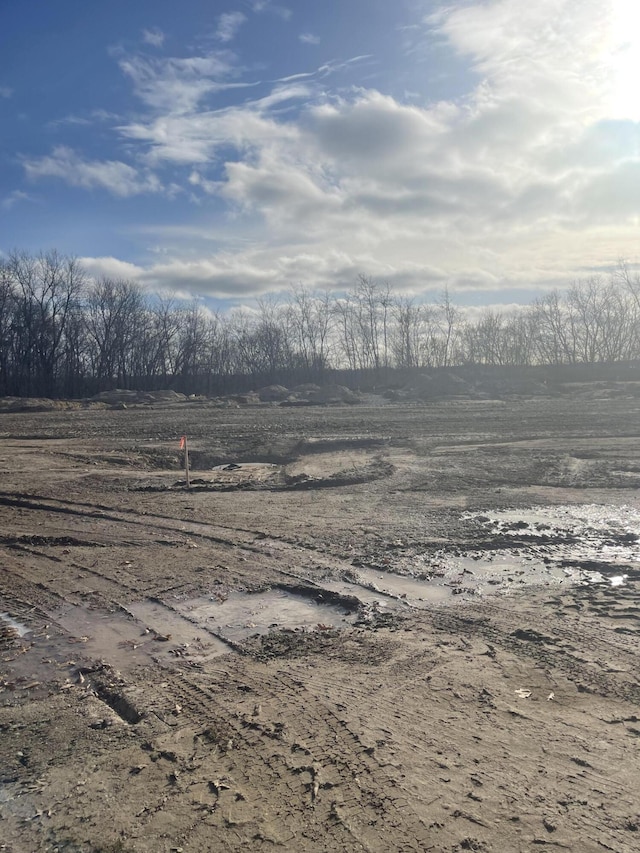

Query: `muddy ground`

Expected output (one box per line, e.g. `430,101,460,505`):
1,394,639,852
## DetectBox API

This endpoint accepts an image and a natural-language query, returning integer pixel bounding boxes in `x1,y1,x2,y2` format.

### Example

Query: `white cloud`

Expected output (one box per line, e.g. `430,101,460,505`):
299,33,320,45
118,52,239,113
0,85,13,98
79,256,146,282
252,1,291,20
221,154,343,230
37,0,640,304
142,27,165,48
118,84,306,166
215,12,246,43
1,190,32,211
429,0,614,126
23,146,162,197
47,109,122,131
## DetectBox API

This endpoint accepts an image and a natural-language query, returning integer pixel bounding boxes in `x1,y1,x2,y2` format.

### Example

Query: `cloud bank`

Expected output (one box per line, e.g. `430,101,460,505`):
21,0,640,303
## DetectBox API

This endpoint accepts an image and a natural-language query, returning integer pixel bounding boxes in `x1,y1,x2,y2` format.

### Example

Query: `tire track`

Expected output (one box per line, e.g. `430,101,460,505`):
134,662,431,852
426,603,640,704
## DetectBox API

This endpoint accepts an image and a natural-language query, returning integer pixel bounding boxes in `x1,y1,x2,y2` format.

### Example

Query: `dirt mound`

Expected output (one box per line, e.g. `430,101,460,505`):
398,372,469,400
283,383,361,406
308,384,361,404
0,397,85,413
92,389,150,403
397,372,551,401
290,383,322,394
91,389,186,405
148,389,187,401
471,377,551,398
257,384,289,402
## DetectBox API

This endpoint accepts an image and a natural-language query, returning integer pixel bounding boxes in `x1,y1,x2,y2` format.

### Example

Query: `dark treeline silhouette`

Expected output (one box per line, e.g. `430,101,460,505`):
2,251,640,398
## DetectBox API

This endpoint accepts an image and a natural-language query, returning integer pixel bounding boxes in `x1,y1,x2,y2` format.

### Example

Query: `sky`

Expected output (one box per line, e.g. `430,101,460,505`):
1,0,640,309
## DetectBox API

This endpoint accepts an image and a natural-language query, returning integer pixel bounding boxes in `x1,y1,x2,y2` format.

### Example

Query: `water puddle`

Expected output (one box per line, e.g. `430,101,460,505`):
51,604,156,670
44,603,233,673
1,612,32,638
128,600,230,659
610,574,628,587
451,503,640,596
175,589,356,642
471,504,640,555
326,504,640,608
326,569,450,607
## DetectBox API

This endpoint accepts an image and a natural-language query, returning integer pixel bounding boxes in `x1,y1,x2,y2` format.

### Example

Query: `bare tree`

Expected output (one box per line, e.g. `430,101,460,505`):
530,291,575,364
286,285,333,376
85,278,145,387
0,261,17,395
434,287,461,367
391,296,431,368
8,250,86,395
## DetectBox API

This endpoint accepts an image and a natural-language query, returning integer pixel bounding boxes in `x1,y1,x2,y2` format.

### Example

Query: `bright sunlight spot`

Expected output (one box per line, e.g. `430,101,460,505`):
609,0,640,120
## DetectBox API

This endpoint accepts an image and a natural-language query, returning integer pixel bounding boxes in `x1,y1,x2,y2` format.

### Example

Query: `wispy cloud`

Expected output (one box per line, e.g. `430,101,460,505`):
299,33,320,45
47,115,93,129
252,1,291,20
1,190,32,211
119,88,303,166
0,85,13,98
215,11,247,43
23,146,162,197
269,55,372,86
142,27,165,48
48,109,121,130
118,52,238,113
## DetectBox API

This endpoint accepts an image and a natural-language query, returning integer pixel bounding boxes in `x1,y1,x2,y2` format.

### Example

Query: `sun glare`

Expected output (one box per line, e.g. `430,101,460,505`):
609,0,640,121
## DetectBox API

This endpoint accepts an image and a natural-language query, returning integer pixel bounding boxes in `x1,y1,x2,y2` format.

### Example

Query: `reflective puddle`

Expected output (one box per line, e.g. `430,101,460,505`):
1,612,32,638
47,602,233,672
326,568,451,606
175,589,357,642
129,600,230,657
431,503,640,599
334,504,640,605
610,574,629,587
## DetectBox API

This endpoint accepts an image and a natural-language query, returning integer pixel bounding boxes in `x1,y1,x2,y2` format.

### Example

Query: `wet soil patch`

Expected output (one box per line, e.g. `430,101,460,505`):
132,462,280,492
280,460,394,490
274,582,361,611
127,600,232,660
90,672,143,724
50,602,235,671
133,436,388,475
175,588,359,643
133,458,394,492
328,569,451,607
241,625,399,663
335,504,640,605
1,613,32,639
0,534,106,549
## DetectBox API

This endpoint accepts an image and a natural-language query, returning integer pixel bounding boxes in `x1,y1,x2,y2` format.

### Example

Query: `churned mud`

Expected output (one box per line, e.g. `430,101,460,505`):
1,395,639,852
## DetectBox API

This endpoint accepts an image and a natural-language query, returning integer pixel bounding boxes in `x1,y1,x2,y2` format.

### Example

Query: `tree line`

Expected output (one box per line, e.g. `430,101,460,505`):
1,250,640,398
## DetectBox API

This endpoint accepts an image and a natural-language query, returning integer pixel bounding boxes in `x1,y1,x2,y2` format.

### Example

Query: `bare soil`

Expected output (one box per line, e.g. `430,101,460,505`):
1,395,639,852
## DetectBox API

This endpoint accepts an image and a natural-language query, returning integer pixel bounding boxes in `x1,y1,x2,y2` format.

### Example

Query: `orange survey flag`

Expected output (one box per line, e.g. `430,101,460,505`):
179,435,186,450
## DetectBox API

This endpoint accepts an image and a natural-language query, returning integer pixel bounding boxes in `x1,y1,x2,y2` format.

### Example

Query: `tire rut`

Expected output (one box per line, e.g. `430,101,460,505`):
137,664,431,852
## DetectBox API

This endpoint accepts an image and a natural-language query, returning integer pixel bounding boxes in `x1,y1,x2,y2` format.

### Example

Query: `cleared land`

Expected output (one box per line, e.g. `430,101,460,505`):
1,392,639,852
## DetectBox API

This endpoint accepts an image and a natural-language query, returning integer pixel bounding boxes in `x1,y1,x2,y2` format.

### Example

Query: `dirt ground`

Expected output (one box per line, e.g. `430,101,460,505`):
1,394,639,852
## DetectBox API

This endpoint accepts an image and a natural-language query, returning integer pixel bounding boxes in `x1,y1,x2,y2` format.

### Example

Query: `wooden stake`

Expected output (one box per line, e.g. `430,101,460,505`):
183,435,190,489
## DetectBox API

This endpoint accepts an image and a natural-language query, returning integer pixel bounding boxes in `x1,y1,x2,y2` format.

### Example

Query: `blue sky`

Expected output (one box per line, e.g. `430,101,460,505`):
1,0,640,308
